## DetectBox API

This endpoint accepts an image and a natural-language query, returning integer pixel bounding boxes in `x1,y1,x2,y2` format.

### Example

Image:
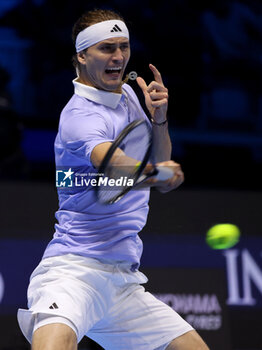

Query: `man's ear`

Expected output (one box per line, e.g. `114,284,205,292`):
77,51,87,65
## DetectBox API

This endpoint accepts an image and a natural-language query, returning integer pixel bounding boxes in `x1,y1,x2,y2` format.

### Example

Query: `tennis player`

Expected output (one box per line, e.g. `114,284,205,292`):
18,9,209,350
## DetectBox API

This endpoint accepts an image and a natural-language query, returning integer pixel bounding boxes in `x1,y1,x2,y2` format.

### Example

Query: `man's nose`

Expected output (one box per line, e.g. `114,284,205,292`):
112,47,123,61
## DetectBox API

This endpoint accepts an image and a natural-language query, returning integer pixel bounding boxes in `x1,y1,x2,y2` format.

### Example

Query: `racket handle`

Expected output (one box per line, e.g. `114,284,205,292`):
155,166,174,181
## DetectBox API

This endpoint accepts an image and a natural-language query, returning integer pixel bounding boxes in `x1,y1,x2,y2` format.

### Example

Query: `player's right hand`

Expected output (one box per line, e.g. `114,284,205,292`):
148,160,184,193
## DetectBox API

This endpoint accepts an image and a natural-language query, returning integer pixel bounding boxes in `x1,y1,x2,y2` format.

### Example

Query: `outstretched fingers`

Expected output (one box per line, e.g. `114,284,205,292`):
149,63,163,85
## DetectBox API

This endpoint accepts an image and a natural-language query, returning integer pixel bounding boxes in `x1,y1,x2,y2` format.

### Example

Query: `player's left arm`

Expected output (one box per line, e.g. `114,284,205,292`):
136,64,171,162
136,64,183,192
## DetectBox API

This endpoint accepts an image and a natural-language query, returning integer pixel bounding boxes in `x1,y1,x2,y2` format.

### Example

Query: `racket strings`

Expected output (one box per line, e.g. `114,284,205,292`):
97,120,151,204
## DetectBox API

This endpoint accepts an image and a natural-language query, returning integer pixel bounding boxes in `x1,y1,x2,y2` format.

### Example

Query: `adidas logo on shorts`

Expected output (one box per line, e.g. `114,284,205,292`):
49,302,59,309
111,24,122,32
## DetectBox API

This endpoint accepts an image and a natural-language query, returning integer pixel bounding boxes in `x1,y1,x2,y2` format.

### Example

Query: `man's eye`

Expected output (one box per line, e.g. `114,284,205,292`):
121,44,129,51
101,45,114,52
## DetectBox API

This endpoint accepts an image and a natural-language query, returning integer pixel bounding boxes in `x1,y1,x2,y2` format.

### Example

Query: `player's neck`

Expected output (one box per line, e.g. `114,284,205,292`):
76,76,123,94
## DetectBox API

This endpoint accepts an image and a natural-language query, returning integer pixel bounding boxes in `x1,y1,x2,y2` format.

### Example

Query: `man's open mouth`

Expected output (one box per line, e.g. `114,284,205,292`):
105,67,122,75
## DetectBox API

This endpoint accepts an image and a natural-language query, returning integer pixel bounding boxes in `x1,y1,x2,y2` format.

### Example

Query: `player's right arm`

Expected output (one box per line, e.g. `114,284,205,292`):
91,142,137,168
62,113,183,191
90,142,113,168
91,142,184,192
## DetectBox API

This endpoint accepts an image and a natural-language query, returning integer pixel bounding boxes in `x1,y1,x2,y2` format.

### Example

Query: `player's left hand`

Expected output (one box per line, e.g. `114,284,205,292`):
136,64,168,123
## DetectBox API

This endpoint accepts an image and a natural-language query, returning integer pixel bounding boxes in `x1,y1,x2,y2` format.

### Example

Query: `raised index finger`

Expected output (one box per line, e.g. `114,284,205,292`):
149,63,163,85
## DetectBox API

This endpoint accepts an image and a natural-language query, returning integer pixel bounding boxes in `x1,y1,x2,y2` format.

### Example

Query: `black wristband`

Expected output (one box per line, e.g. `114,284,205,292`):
151,118,168,126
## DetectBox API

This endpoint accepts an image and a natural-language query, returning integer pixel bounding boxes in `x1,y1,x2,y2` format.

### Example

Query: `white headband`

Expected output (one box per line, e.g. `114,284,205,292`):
75,20,129,53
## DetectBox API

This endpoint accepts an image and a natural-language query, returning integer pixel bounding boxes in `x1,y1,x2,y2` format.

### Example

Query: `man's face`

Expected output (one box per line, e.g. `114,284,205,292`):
77,37,130,92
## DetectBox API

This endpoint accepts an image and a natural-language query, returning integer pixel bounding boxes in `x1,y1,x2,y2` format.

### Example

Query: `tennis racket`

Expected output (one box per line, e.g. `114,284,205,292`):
96,119,173,204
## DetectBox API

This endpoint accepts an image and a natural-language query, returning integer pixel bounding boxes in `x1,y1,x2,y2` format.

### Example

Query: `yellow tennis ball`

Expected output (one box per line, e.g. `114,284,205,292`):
206,224,240,249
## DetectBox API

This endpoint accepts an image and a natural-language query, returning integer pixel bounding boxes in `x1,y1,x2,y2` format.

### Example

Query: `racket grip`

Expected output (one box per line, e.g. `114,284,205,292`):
155,166,174,181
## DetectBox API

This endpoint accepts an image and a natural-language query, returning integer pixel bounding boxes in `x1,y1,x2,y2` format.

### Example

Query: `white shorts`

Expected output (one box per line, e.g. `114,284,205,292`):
17,254,193,350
